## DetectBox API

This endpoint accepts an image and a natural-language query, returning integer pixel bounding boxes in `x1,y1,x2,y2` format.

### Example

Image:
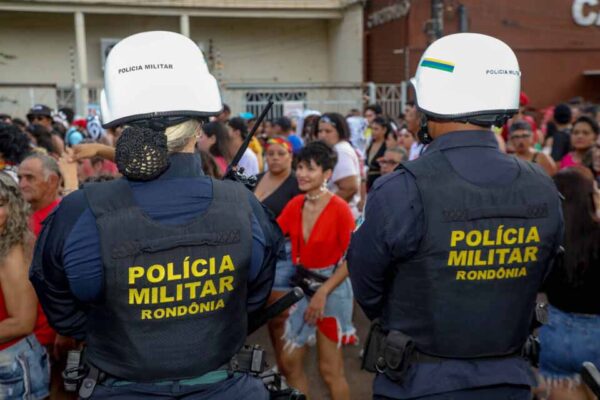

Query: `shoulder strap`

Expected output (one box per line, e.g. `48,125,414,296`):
83,179,137,218
514,155,545,179
400,150,446,179
211,178,250,208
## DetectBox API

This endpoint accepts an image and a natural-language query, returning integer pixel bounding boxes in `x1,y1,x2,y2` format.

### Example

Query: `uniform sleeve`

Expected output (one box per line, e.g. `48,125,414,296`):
246,192,283,313
63,208,104,303
29,191,89,340
347,171,425,320
542,187,566,286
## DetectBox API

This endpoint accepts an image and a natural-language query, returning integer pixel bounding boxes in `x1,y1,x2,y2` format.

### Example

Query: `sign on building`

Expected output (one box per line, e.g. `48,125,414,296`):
572,0,600,26
367,0,411,29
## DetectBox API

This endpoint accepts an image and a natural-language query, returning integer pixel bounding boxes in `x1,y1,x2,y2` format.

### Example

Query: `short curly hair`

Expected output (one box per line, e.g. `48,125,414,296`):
296,140,338,172
0,123,31,165
0,172,32,261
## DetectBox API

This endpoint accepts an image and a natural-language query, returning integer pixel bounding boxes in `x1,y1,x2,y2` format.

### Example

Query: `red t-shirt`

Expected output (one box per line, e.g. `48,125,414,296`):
277,194,355,269
29,198,61,346
0,290,24,350
30,198,60,237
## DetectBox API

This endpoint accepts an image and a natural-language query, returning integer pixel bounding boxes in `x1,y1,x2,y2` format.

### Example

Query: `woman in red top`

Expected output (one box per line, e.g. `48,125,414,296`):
277,141,356,400
559,116,599,170
0,172,50,399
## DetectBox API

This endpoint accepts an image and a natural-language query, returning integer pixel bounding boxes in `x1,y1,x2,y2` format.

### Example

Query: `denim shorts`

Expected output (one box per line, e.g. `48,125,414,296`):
283,265,357,349
539,305,600,381
272,239,294,292
0,335,50,400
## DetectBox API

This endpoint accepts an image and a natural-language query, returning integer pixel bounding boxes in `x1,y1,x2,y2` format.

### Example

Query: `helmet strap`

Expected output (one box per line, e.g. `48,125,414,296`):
418,114,433,145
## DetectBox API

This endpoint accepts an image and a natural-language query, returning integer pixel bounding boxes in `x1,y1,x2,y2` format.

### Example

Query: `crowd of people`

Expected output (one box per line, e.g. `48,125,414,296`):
0,90,599,399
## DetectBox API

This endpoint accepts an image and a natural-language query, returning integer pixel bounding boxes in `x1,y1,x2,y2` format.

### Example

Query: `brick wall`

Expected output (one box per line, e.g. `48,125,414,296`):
365,0,600,107
364,0,408,83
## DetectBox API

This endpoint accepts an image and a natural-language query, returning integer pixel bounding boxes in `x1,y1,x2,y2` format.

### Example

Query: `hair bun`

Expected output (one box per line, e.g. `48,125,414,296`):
115,126,170,181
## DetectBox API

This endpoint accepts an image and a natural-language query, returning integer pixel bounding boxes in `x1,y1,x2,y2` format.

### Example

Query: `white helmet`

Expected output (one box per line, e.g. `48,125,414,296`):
412,33,520,126
101,31,222,128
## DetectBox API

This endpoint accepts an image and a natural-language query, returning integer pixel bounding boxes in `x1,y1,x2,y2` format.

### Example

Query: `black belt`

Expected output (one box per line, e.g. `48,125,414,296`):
290,265,327,297
74,345,267,399
363,321,523,382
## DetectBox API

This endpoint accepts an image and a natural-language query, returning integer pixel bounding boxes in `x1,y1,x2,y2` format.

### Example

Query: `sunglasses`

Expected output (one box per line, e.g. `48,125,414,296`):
30,115,49,122
510,134,531,140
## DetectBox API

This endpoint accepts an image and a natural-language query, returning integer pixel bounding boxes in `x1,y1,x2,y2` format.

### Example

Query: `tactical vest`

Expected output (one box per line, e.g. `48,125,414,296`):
385,150,561,359
83,178,252,381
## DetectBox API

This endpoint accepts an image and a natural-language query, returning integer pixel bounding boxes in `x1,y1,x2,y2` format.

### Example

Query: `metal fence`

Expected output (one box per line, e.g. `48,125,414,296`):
221,82,407,119
0,84,58,118
221,82,365,119
366,81,408,119
42,82,406,120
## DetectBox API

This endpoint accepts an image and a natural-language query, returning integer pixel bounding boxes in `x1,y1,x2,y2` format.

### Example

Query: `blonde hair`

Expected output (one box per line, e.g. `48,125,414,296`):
164,119,200,153
0,172,32,262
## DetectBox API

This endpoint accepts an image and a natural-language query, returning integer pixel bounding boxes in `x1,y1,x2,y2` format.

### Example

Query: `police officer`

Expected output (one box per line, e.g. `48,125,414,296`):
30,31,282,399
347,33,563,400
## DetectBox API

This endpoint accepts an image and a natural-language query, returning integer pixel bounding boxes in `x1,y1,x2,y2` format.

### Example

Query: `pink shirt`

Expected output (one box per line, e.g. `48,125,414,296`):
559,153,579,170
214,156,228,174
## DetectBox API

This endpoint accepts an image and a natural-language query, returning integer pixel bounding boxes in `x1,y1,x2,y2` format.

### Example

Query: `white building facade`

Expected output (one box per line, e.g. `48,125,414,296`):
0,0,364,119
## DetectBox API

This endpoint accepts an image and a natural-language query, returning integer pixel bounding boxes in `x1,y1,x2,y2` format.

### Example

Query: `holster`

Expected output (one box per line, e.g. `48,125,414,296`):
361,321,416,383
227,344,268,376
290,265,327,297
363,322,530,382
361,319,387,373
521,334,540,368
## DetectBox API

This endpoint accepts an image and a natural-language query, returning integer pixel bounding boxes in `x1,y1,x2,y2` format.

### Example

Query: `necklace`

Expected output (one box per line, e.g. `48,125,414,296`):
305,185,327,201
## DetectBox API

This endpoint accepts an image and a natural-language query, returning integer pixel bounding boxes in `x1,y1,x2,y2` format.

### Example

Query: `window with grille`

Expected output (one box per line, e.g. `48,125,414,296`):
245,91,307,119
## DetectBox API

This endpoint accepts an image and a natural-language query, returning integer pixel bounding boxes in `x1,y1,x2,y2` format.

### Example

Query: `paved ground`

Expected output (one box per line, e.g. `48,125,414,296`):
247,305,373,399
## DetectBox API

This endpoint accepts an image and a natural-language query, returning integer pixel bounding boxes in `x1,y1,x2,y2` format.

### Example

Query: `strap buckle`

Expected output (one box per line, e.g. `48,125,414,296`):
250,345,266,374
78,366,105,399
226,345,267,375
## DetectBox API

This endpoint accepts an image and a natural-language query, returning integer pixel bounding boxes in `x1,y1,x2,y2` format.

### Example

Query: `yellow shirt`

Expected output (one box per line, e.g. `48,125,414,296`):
249,137,264,172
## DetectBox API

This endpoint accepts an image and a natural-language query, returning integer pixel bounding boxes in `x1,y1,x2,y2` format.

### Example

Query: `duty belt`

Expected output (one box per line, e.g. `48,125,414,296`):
362,320,522,383
67,345,268,399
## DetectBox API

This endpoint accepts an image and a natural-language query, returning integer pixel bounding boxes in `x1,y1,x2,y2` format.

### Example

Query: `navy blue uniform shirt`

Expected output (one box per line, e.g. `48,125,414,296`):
348,131,561,398
30,153,282,341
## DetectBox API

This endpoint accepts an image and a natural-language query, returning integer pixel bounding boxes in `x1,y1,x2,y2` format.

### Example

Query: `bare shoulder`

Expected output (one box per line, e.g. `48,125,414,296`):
538,152,555,165
4,243,26,262
0,244,28,274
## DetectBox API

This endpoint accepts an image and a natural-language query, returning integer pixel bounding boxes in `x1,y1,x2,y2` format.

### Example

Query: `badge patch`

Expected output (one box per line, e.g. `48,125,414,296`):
421,58,455,73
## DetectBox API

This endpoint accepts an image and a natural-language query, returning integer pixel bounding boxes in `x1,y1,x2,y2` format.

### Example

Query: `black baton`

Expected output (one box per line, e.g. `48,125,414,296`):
248,287,304,335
